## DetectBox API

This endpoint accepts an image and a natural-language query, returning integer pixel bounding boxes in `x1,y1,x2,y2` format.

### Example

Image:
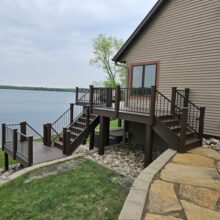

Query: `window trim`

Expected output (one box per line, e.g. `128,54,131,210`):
130,61,159,95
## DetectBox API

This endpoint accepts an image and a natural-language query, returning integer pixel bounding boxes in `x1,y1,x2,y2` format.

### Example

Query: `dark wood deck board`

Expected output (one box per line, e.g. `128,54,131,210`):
33,142,66,165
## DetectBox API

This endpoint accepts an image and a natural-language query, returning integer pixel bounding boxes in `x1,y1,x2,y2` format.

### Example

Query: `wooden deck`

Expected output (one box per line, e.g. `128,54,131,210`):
33,142,66,165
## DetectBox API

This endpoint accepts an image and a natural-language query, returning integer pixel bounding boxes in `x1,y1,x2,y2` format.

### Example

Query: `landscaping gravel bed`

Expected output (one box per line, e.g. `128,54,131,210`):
86,144,145,179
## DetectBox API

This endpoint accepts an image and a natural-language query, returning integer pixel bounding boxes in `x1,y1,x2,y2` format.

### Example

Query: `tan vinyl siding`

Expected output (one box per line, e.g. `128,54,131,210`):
121,0,220,137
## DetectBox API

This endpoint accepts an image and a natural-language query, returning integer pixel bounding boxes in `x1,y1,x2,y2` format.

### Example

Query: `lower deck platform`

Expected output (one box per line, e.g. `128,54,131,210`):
33,142,66,165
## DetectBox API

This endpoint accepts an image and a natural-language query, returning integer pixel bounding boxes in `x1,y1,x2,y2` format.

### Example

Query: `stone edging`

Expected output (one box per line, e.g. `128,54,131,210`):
118,149,177,220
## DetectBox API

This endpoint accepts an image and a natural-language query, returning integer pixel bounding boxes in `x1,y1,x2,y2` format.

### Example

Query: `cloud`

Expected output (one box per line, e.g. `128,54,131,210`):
0,0,157,87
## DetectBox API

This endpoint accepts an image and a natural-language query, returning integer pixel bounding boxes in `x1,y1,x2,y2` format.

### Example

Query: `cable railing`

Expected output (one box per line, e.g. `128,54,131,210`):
77,88,90,104
2,124,33,167
175,90,201,134
93,87,116,110
44,104,84,144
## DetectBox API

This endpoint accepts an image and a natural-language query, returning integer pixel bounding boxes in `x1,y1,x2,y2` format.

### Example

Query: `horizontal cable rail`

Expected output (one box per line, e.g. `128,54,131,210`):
26,123,43,139
176,90,200,134
3,124,33,166
78,89,90,103
50,104,83,143
156,90,182,118
119,88,151,114
93,87,115,110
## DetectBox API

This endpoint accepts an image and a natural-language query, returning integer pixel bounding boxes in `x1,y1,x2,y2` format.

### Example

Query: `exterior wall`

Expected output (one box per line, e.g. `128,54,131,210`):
121,0,220,137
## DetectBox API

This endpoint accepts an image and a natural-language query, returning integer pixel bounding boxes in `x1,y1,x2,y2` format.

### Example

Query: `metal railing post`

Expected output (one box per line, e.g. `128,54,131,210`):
47,123,52,147
13,129,17,160
150,86,157,125
179,107,188,149
184,88,190,107
86,107,90,128
2,123,5,151
70,103,74,124
63,128,67,154
199,107,206,139
115,85,120,118
28,136,33,166
20,121,27,142
171,87,177,115
89,85,94,113
75,87,79,103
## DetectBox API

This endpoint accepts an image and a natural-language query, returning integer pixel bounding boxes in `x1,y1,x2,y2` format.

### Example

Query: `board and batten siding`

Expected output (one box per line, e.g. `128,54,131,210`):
121,0,220,137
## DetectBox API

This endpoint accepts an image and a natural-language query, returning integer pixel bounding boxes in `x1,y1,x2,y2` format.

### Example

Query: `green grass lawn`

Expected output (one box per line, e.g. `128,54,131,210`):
96,119,122,132
0,149,17,169
0,159,132,220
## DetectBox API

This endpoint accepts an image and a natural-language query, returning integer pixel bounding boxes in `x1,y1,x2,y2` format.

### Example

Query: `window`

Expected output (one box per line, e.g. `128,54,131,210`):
131,63,157,95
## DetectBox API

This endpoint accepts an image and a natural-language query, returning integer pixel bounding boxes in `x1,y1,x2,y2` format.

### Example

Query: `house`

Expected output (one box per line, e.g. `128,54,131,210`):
8,0,217,169
113,0,220,139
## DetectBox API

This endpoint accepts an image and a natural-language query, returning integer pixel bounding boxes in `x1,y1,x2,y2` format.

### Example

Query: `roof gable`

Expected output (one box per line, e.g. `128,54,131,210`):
113,0,168,62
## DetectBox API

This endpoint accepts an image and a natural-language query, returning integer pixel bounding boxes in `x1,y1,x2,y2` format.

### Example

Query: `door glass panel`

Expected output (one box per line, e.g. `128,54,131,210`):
144,64,156,95
132,66,143,88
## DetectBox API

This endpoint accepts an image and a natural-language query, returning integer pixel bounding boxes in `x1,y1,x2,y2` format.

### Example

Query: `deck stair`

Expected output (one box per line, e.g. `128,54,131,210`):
54,111,99,154
153,88,204,151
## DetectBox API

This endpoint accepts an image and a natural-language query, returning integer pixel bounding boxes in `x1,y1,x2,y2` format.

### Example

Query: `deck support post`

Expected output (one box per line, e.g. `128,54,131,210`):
199,107,206,139
144,124,153,167
2,123,5,151
89,85,94,113
179,107,188,150
28,136,33,166
75,87,79,104
171,87,177,115
89,130,95,150
70,103,74,124
13,129,17,160
20,121,27,142
123,120,129,143
118,119,122,127
184,88,190,107
4,152,9,171
115,86,120,118
99,116,110,155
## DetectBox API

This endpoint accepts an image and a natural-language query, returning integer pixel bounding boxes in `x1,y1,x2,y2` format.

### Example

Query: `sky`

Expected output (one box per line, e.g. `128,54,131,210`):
0,0,157,88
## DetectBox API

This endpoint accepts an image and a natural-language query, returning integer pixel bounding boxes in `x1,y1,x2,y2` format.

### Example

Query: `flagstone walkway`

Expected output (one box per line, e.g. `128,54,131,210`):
144,147,220,220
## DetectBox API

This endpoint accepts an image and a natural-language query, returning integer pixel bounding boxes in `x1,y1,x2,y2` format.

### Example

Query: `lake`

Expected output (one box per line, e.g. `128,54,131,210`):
0,89,75,140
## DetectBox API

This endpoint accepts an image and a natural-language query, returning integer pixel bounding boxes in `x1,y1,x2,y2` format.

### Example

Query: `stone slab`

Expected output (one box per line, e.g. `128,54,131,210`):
181,200,220,220
188,147,220,161
179,184,220,210
172,153,214,168
160,163,220,191
148,180,182,214
145,214,182,220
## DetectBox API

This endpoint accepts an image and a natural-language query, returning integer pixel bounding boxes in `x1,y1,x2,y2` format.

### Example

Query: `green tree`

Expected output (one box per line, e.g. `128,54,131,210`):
90,34,126,87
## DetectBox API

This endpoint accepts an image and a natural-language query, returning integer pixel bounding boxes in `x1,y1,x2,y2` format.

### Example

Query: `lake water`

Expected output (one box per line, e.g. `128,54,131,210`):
0,89,75,139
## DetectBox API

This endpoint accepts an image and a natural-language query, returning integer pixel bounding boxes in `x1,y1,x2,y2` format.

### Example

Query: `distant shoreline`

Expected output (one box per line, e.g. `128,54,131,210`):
0,85,75,93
